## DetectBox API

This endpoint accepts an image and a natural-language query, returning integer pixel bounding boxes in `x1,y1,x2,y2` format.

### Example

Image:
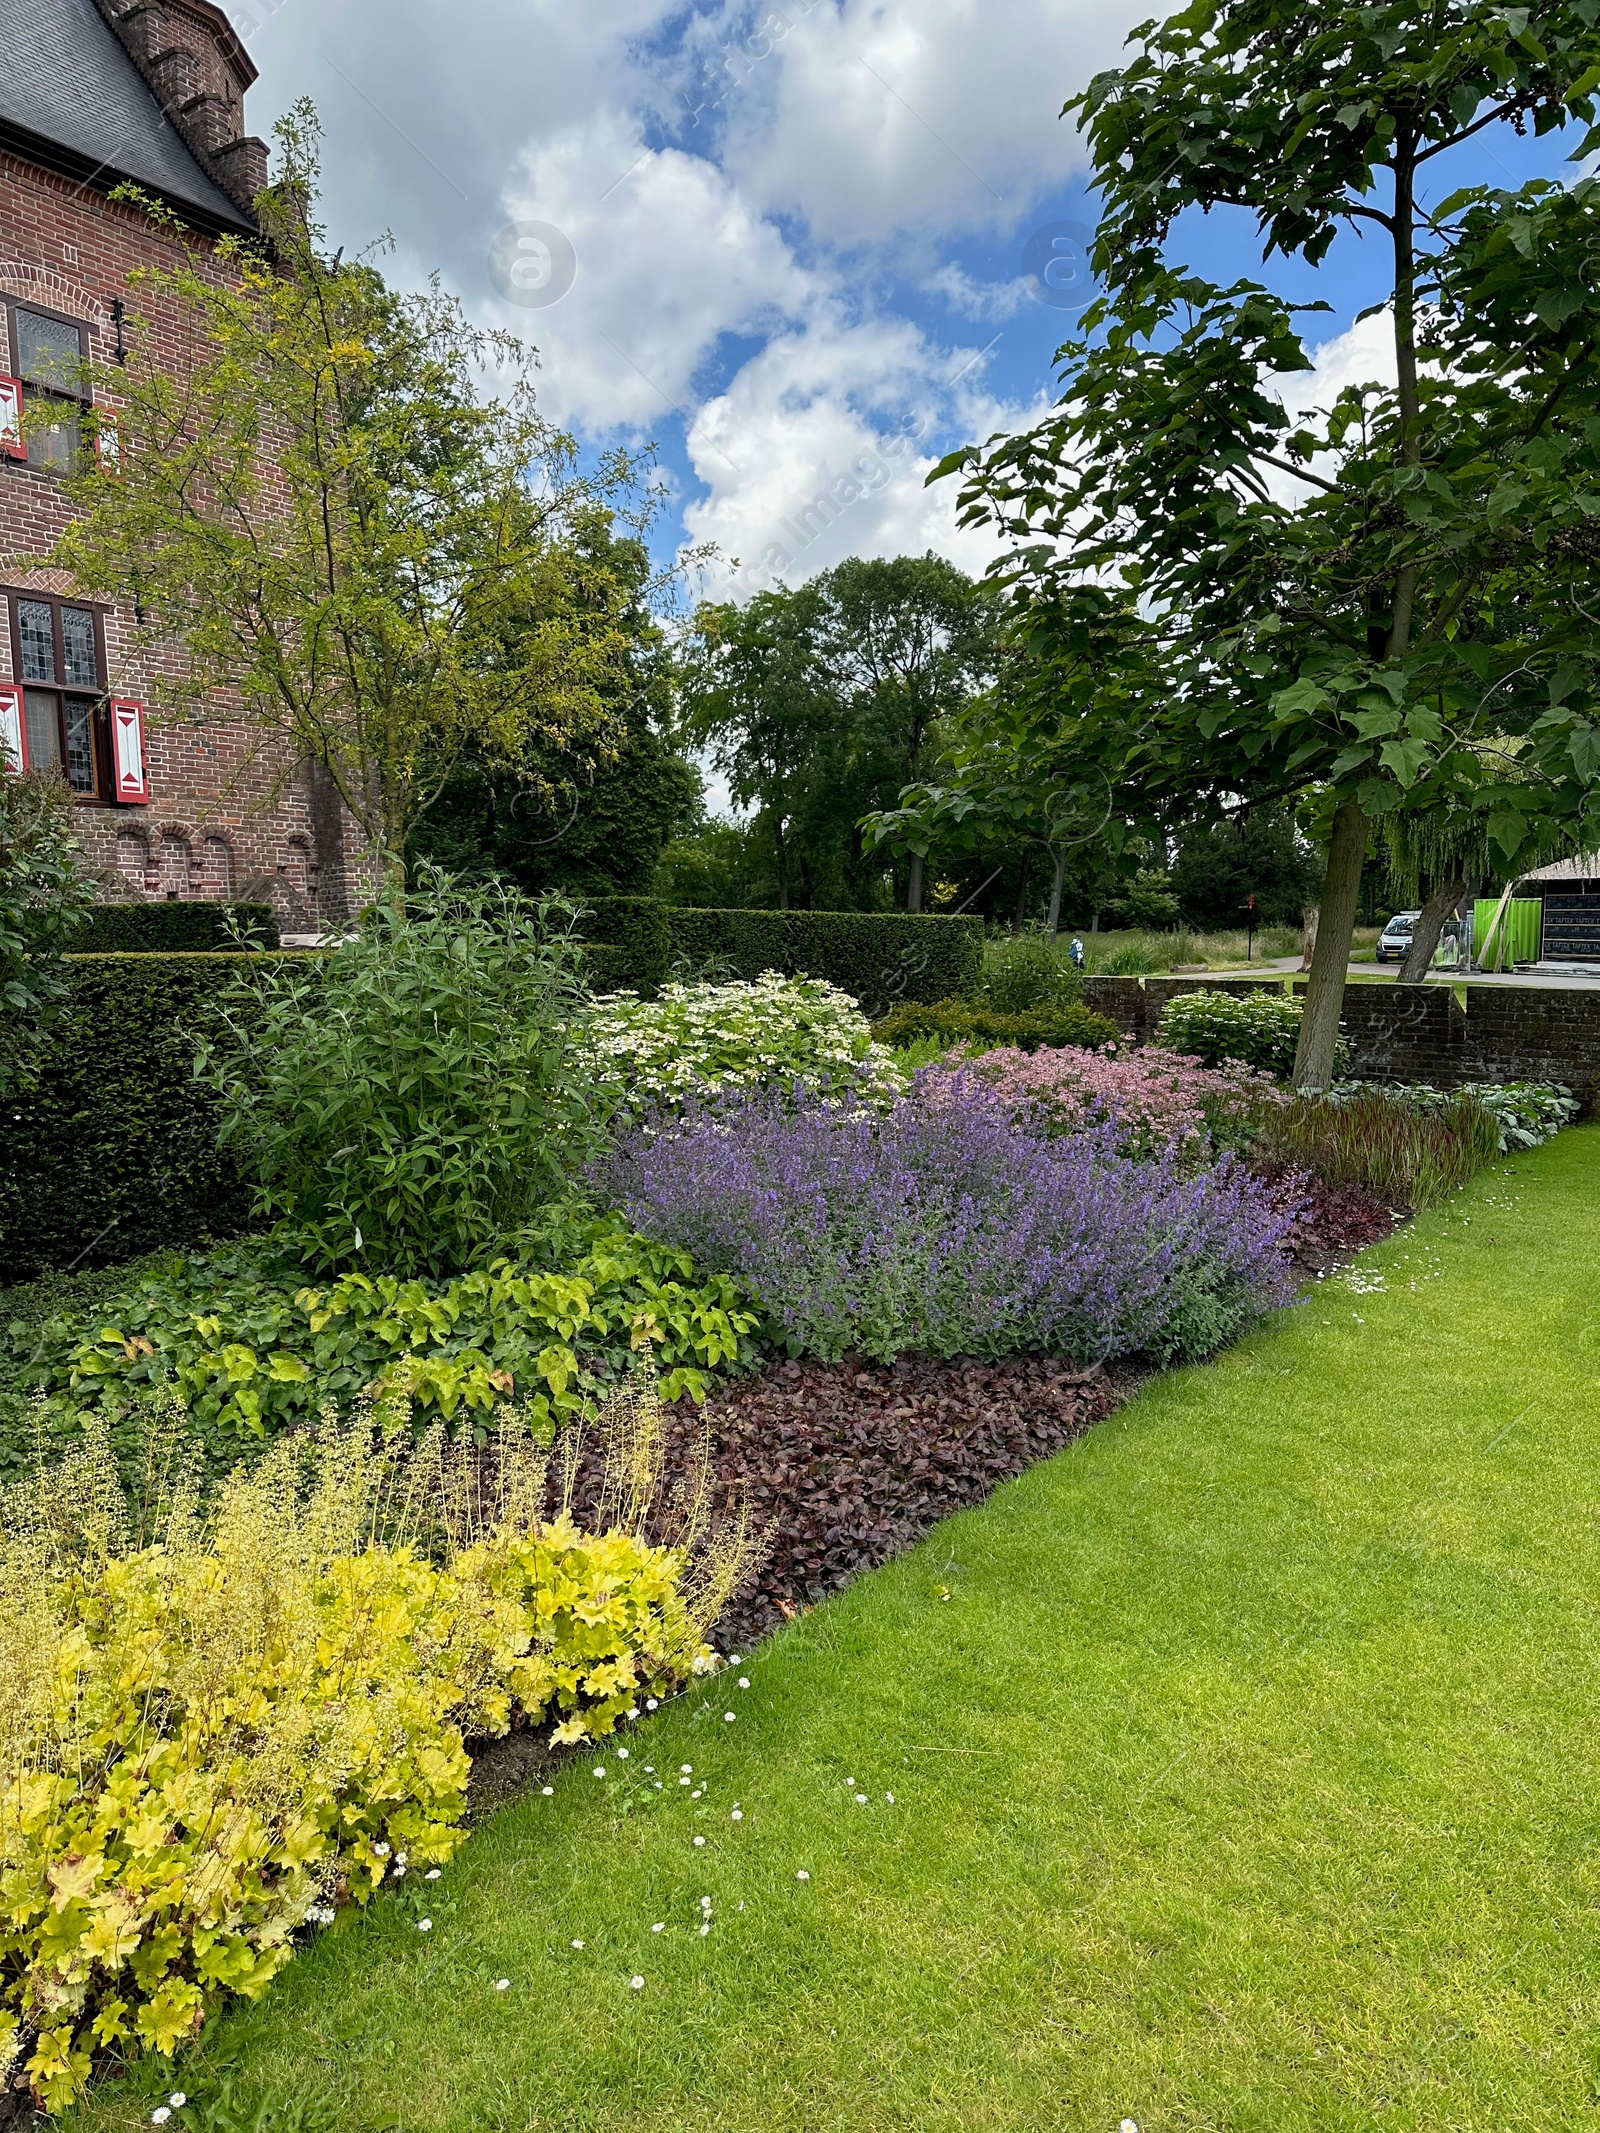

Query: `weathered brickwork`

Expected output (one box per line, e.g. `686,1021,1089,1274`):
0,72,361,924
1087,972,1600,1108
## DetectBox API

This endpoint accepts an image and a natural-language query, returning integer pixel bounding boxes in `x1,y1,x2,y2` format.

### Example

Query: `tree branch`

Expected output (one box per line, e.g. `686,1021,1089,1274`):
1251,451,1348,496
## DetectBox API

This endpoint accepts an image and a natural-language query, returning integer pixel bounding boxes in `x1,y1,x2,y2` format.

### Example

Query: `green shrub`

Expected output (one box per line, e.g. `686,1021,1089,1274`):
1258,1088,1500,1207
0,954,262,1285
1102,944,1160,976
197,871,604,1277
70,900,280,954
579,899,983,1011
0,1385,754,2111
981,934,1084,1015
574,894,673,995
0,1212,760,1486
580,974,904,1113
1159,987,1348,1078
870,997,1121,1055
0,771,96,1097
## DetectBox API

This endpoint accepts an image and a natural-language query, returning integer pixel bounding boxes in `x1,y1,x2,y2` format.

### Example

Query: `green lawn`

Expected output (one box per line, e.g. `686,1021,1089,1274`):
74,1130,1600,2133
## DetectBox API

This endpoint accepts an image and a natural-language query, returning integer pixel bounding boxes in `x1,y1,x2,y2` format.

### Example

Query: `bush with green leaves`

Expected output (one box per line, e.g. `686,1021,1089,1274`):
195,869,603,1276
0,1210,759,1486
981,933,1085,1016
871,997,1120,1057
580,972,905,1113
1158,988,1347,1079
0,772,95,1098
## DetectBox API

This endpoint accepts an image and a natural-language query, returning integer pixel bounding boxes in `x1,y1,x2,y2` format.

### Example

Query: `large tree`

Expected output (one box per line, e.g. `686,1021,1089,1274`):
408,522,699,897
941,0,1600,1085
49,104,647,883
678,554,999,912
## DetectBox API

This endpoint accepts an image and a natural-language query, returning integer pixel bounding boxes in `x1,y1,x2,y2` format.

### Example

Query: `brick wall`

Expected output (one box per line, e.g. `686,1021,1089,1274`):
1083,973,1285,1044
1089,972,1600,1106
0,150,364,927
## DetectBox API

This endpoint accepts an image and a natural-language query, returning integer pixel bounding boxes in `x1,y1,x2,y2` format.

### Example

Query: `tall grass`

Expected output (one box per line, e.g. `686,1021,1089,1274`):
979,926,1338,980
1259,1088,1501,1207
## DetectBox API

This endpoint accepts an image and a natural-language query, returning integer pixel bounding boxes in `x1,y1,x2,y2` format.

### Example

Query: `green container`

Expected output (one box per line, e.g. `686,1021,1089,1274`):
1472,897,1542,969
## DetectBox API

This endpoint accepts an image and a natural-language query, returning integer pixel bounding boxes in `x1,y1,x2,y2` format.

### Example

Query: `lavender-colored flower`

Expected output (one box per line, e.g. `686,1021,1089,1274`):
600,1073,1295,1367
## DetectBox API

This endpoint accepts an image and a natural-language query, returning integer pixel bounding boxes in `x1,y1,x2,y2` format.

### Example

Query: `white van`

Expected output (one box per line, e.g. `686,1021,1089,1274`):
1375,911,1421,964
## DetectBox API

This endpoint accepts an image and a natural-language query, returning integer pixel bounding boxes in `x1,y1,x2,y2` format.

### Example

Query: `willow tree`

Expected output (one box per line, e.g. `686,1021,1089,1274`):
51,104,647,883
941,1,1600,1086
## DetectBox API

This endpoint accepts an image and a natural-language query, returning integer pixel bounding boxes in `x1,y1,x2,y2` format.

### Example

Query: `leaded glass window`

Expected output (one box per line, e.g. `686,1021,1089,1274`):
60,607,97,687
18,600,55,682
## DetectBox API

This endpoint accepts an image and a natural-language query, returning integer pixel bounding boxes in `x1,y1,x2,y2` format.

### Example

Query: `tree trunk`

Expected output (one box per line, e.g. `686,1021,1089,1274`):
1292,797,1367,1092
1397,873,1466,984
1045,846,1067,944
907,851,924,914
1012,850,1031,930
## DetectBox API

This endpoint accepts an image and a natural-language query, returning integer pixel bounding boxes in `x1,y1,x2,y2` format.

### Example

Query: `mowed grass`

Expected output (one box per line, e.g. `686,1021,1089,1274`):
72,1130,1600,2133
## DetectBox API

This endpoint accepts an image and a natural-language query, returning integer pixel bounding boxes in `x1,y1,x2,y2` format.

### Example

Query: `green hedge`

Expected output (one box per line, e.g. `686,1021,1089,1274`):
71,900,280,954
871,998,1122,1054
580,899,983,1011
0,954,282,1283
576,895,674,995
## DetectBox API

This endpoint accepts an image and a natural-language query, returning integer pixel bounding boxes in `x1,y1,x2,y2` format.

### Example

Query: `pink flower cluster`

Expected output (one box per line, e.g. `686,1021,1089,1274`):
943,1045,1286,1158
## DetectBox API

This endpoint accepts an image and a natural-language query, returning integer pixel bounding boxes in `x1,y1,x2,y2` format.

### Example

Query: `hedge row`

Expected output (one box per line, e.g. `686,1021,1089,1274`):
71,900,281,954
2,905,983,1282
580,899,983,1010
0,955,264,1285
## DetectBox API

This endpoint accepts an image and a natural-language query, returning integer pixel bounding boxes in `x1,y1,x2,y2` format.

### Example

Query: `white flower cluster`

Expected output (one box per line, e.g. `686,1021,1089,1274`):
580,974,906,1114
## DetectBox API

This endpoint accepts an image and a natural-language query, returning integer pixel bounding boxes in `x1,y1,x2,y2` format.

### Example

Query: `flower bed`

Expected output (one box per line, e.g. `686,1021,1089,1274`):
0,1390,754,2113
564,1354,1122,1651
1327,1079,1578,1152
0,1214,759,1487
604,1076,1296,1368
955,1043,1284,1159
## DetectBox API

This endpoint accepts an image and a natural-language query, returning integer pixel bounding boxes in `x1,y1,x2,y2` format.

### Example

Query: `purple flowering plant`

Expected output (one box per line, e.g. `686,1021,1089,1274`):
601,1069,1298,1368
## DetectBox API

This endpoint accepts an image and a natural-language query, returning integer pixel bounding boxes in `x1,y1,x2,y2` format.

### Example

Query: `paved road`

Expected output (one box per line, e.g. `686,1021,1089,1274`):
1201,955,1600,990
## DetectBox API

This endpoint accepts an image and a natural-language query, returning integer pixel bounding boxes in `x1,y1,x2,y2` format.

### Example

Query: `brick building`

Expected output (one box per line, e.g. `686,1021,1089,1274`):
0,0,361,927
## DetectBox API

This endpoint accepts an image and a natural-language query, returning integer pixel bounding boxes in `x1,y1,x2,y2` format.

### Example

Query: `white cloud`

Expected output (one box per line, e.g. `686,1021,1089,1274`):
922,263,1035,320
681,318,1032,595
1262,309,1399,504
488,115,815,431
712,0,1143,244
247,0,678,295
243,0,1136,606
1279,309,1398,419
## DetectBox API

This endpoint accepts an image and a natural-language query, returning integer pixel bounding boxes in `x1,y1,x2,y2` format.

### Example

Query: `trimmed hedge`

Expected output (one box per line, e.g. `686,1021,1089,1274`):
0,954,278,1283
871,998,1122,1054
576,895,674,996
71,900,280,954
580,899,983,1011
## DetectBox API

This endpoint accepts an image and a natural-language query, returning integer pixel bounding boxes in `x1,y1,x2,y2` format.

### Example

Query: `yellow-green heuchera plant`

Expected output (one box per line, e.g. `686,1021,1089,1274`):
0,1374,758,2111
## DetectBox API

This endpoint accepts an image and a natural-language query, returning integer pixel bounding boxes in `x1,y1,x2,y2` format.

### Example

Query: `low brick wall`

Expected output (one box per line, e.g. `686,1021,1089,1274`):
1460,987,1600,1105
1082,974,1286,1045
1087,973,1600,1106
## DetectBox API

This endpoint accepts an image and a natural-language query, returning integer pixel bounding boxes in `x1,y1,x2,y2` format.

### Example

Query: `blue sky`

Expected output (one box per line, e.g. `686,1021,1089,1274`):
236,0,1584,600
